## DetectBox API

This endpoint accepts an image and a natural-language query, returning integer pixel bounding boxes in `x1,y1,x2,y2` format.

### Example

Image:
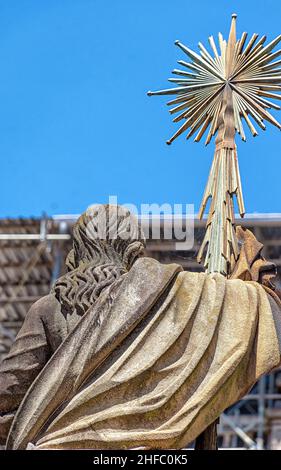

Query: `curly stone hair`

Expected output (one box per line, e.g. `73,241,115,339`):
52,204,145,315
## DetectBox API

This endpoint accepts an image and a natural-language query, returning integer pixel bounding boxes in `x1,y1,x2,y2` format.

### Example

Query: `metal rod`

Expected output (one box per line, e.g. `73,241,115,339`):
0,234,71,240
256,376,266,449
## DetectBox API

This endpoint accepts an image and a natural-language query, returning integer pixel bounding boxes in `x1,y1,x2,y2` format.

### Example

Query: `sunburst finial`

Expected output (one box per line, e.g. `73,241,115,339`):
148,15,281,275
148,14,281,146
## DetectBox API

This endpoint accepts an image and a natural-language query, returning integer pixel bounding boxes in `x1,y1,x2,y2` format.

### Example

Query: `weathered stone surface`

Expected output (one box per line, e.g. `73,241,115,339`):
6,258,281,449
1,207,281,450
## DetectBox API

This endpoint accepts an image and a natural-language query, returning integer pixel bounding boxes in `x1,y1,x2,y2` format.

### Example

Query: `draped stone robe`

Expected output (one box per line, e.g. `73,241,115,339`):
1,227,281,450
0,254,280,449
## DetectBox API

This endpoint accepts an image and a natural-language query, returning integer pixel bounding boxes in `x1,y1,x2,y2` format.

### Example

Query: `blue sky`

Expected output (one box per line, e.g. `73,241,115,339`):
0,0,281,217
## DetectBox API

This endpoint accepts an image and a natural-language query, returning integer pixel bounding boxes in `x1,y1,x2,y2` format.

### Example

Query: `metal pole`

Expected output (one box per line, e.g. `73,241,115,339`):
0,234,70,240
257,376,266,449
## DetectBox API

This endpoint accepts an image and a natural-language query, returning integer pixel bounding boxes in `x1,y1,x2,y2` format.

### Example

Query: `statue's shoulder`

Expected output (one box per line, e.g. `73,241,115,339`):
26,294,60,320
130,256,183,281
133,256,182,271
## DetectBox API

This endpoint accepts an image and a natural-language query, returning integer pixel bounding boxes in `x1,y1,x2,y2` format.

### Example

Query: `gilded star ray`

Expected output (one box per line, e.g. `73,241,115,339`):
148,17,281,146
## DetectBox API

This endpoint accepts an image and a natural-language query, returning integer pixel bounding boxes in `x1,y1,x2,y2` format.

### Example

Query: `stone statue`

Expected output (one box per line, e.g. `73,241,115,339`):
0,204,281,450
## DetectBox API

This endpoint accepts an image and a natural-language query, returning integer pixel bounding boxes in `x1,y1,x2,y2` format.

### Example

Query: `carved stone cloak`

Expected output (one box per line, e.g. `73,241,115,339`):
6,257,281,449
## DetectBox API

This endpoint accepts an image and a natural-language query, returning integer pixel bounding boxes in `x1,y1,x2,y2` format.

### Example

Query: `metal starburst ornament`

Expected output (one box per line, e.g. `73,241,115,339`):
148,14,281,275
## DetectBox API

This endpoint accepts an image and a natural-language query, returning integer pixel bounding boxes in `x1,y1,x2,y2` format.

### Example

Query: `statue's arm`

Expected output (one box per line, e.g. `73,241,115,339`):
0,296,55,444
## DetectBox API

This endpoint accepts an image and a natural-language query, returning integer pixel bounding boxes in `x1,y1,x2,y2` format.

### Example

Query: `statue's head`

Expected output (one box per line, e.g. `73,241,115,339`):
66,204,145,271
53,204,145,315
